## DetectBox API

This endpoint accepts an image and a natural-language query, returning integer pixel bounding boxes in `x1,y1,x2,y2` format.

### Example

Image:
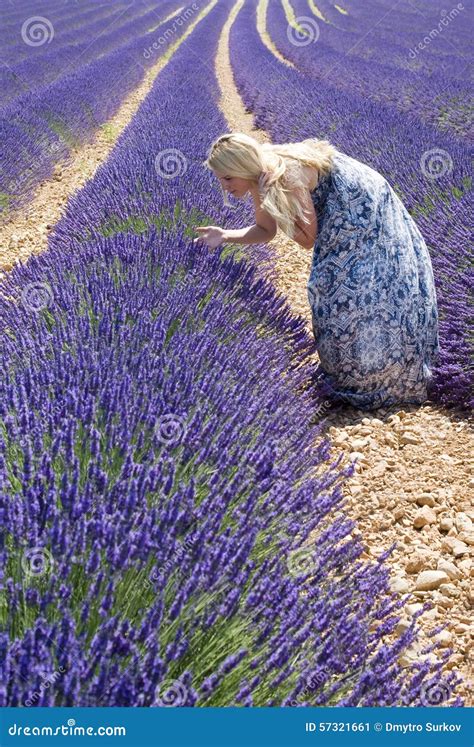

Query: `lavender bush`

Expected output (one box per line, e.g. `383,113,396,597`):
0,0,194,217
0,226,461,706
0,1,183,104
272,0,472,138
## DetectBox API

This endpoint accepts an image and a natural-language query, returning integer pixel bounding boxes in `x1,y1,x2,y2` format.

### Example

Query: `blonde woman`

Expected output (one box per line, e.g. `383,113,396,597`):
195,132,439,410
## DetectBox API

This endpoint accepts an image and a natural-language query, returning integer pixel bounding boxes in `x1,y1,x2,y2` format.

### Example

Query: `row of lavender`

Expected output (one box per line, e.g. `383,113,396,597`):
1,1,181,104
0,1,455,707
1,0,101,44
0,0,188,218
1,2,126,62
282,0,472,138
230,0,473,410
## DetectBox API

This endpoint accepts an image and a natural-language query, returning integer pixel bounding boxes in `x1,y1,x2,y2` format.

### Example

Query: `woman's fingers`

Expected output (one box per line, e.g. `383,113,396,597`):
193,226,225,248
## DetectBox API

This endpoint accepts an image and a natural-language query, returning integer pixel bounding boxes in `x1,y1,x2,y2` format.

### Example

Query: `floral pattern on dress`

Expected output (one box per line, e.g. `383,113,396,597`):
307,150,439,410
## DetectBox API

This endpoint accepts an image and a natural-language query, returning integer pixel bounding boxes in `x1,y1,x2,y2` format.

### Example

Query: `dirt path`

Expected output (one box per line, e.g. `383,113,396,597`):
0,1,218,276
218,0,473,703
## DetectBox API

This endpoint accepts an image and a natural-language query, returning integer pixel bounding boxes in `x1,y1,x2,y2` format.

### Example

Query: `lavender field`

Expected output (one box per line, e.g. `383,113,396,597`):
0,0,472,711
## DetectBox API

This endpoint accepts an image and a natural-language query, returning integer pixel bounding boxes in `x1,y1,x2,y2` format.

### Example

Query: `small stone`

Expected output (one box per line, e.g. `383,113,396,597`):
399,432,420,445
459,560,472,575
405,552,430,573
438,583,459,597
383,433,398,447
452,540,469,557
436,560,462,580
446,653,465,668
413,505,437,528
416,493,436,507
454,623,470,633
415,570,450,591
434,629,453,647
405,603,424,616
351,438,368,450
370,418,384,426
390,576,411,593
395,617,411,635
458,531,474,546
455,513,473,533
438,516,453,531
371,460,388,476
437,597,454,608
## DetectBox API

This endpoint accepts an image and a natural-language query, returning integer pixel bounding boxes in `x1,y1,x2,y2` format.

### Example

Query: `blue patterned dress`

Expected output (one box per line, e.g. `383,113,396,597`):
307,150,439,410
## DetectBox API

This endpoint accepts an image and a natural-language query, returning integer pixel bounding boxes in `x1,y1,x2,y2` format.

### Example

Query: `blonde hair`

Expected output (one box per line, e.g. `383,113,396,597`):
204,132,337,239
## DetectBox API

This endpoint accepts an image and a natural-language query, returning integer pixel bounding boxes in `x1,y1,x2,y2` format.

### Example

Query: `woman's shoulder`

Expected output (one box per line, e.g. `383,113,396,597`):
286,161,325,192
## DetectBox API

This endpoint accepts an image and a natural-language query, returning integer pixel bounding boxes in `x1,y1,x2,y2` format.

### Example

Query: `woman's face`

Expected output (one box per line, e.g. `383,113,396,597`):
212,170,255,199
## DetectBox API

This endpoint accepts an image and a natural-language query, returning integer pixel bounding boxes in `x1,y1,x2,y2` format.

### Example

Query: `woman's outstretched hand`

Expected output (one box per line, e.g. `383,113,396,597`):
194,226,226,249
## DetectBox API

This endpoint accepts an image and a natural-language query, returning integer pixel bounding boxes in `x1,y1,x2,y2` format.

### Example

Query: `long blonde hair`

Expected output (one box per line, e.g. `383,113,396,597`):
204,132,337,239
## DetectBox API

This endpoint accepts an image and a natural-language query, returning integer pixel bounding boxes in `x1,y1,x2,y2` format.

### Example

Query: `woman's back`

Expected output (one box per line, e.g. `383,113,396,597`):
307,150,439,410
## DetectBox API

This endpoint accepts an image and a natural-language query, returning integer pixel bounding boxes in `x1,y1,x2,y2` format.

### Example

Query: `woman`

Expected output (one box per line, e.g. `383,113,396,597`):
195,132,439,410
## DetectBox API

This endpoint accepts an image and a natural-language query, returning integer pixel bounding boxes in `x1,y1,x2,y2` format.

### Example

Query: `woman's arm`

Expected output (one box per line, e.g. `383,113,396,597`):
292,211,318,250
224,222,276,244
194,190,277,248
193,222,276,248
